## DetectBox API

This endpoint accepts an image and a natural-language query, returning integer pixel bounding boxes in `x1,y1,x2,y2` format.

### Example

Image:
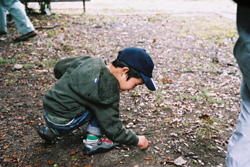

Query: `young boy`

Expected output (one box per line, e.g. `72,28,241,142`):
37,47,156,154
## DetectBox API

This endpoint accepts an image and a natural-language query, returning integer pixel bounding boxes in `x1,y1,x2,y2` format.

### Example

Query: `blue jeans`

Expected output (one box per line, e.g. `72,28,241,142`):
0,0,34,34
226,5,250,167
43,109,102,136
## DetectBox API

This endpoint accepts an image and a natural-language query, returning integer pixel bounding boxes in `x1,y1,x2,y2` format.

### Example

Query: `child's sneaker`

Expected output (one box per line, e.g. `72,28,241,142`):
37,125,58,144
83,138,114,155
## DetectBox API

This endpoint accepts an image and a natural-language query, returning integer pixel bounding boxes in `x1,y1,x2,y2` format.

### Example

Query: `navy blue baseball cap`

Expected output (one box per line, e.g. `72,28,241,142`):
118,47,156,91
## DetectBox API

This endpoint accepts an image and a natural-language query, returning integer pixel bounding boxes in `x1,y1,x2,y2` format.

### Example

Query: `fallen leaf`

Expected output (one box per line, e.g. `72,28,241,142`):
145,157,154,160
209,119,214,124
118,160,123,164
69,150,75,155
47,160,54,165
162,78,166,84
36,148,43,152
154,146,160,150
35,163,41,166
199,114,210,120
4,145,10,149
167,79,173,83
80,155,89,159
4,158,12,162
206,92,217,97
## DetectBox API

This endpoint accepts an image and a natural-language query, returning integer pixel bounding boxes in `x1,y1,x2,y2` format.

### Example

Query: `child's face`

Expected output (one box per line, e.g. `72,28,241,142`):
118,77,144,92
110,66,144,92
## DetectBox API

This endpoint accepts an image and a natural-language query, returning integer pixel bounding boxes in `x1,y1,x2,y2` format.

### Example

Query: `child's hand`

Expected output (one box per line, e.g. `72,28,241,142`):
137,136,148,149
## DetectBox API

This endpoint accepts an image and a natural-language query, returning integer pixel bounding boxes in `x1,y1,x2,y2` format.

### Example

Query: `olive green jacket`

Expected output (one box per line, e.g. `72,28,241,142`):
43,56,139,145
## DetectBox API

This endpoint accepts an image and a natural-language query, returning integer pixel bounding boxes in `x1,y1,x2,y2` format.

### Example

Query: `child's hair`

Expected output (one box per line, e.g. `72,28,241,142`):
112,50,141,81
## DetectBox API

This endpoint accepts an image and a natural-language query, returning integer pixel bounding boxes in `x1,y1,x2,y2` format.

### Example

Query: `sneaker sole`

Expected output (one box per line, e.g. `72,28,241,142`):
83,146,114,155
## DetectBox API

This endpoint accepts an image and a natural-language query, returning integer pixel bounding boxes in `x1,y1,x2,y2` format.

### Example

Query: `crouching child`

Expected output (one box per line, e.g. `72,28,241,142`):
37,47,156,154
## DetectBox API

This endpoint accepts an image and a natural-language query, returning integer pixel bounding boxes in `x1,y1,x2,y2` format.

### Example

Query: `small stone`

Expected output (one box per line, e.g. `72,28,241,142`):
14,64,23,70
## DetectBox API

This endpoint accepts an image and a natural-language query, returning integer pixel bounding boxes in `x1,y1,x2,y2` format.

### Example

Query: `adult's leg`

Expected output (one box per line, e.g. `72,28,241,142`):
226,5,250,167
2,0,34,35
0,3,7,32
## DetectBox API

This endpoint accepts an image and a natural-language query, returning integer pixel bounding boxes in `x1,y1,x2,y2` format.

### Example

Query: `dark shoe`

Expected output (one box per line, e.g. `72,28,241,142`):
83,138,114,155
37,125,57,144
14,30,37,42
0,31,7,35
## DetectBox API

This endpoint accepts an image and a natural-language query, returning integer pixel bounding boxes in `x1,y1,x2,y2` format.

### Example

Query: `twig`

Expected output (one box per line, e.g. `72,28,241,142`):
2,74,54,80
165,70,239,75
0,103,28,112
35,25,59,30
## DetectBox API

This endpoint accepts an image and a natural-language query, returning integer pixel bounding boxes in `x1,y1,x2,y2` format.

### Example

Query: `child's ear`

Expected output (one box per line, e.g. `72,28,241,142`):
121,67,129,76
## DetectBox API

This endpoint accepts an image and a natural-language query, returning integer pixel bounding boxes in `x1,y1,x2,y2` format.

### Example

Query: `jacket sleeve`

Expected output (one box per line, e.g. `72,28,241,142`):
54,56,91,79
92,102,139,145
54,57,80,79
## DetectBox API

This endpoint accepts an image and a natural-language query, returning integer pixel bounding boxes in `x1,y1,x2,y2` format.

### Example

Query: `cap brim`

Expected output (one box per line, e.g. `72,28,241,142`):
141,73,157,91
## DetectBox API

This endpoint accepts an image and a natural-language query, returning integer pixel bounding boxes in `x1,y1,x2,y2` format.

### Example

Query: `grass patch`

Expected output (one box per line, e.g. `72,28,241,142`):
0,59,8,64
23,64,34,69
44,59,57,68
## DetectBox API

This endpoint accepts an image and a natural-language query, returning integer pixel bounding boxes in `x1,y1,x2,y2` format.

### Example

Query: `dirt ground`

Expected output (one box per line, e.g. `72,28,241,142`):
0,10,240,167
